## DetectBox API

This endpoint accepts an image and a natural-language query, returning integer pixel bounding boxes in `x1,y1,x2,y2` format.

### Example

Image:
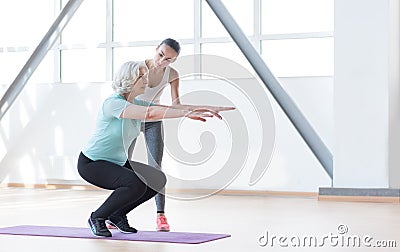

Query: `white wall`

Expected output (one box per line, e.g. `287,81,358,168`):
0,83,110,185
227,76,333,192
0,75,332,192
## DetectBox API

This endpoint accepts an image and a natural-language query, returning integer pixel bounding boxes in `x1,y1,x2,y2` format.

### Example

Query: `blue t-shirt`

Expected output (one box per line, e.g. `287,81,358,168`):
83,93,153,166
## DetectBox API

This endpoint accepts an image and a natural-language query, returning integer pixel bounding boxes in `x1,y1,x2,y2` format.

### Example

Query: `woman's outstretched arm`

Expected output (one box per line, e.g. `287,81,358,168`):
120,104,222,122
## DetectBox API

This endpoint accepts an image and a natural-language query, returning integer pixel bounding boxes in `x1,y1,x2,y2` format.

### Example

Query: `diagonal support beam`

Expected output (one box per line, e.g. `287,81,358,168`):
205,0,333,180
0,0,84,121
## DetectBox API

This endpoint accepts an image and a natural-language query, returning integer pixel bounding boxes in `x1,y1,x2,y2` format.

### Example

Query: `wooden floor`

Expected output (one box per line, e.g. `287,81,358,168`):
0,188,399,252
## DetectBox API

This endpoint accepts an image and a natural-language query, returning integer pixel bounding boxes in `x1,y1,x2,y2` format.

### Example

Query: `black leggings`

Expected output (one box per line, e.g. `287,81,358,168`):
77,152,166,218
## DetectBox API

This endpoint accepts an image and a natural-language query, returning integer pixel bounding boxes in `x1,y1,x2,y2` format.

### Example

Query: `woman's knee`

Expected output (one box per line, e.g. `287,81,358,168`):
130,161,166,191
141,169,166,193
152,169,167,192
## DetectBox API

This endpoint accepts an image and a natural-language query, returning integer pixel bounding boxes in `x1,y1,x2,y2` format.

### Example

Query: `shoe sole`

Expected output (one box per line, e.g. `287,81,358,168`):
157,229,170,232
105,220,137,234
157,227,170,232
87,220,112,237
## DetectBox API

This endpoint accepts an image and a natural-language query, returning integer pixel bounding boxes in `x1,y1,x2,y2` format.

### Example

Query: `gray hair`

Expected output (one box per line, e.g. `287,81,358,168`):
112,61,145,95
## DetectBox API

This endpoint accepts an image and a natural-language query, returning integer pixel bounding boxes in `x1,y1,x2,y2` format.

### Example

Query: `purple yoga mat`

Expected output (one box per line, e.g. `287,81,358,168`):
0,225,230,244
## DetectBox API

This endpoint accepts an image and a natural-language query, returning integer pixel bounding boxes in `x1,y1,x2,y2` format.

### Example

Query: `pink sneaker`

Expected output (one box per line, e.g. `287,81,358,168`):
156,215,170,232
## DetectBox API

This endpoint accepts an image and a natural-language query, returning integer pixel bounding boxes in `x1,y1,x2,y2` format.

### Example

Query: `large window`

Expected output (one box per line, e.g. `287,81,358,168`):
261,0,334,34
0,0,55,85
201,42,252,72
61,49,106,83
261,0,334,76
0,0,55,47
113,46,155,72
202,0,254,37
262,37,334,77
0,0,334,85
113,0,194,42
61,0,106,45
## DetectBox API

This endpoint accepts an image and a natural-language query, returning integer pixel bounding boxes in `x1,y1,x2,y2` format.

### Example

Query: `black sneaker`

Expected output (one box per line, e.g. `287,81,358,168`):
106,215,137,233
88,212,112,237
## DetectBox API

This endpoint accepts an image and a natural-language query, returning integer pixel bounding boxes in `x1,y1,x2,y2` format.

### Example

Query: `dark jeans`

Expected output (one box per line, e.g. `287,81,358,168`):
77,152,166,218
129,121,165,212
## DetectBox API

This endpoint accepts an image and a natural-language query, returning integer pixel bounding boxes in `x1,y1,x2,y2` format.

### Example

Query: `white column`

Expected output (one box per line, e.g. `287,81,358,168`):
388,0,400,188
334,0,400,187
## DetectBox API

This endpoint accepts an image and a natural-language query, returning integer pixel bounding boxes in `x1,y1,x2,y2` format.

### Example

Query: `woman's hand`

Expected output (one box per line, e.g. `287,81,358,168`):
185,109,222,122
